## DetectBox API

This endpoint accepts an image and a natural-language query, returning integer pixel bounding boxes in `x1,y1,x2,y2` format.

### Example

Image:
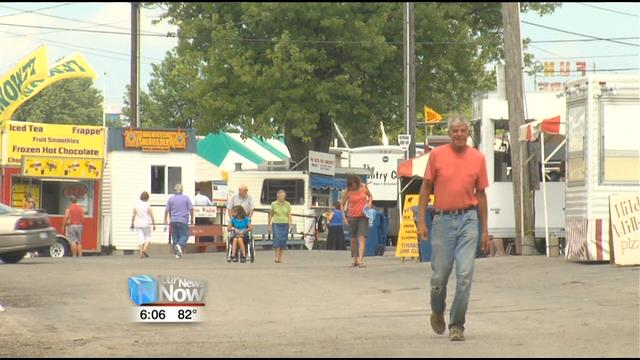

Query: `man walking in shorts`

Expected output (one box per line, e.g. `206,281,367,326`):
164,184,194,259
417,114,490,341
63,196,85,257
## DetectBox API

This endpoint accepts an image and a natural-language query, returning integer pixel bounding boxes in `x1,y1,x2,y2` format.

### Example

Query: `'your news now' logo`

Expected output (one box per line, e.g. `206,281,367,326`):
128,275,206,306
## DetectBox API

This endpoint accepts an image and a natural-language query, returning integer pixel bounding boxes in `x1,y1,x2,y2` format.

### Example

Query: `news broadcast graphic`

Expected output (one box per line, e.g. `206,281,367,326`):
128,275,206,322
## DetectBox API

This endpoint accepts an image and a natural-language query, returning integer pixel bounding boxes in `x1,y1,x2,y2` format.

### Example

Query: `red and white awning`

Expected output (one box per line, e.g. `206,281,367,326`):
519,115,565,142
397,152,430,178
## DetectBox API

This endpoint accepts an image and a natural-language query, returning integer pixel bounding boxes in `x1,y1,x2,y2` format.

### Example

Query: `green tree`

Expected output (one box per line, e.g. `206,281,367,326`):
12,78,103,125
147,2,559,164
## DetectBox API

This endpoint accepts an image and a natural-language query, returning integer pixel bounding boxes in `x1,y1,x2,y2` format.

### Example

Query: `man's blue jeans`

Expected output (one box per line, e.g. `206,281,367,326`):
171,222,190,248
429,209,479,330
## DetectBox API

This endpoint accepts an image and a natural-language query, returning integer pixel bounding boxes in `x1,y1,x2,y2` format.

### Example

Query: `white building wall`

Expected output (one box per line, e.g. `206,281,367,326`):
108,151,196,251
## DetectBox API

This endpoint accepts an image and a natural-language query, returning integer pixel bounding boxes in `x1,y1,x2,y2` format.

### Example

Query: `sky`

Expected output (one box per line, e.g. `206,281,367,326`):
0,2,638,114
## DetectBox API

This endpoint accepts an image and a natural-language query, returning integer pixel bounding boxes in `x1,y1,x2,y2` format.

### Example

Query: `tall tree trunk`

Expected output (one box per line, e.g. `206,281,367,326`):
285,113,332,170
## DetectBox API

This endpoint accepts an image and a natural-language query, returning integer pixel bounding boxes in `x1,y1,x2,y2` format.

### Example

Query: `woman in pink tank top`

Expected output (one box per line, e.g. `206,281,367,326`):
340,175,373,268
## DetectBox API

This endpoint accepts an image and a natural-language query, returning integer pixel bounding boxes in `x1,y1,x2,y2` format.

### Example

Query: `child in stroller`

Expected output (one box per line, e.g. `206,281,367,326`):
228,205,252,263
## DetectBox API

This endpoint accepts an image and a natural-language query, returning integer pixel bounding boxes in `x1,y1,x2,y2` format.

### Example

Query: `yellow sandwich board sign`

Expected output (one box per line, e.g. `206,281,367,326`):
396,194,420,258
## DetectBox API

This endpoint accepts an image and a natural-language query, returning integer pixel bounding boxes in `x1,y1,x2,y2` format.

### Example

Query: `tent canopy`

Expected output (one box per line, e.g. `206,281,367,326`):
519,115,565,142
195,155,226,182
197,132,290,171
397,153,430,178
310,174,347,190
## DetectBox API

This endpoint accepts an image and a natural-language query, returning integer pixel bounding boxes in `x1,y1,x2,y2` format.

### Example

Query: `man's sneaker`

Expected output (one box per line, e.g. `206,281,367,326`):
430,313,446,335
449,326,465,341
240,257,246,263
175,245,183,258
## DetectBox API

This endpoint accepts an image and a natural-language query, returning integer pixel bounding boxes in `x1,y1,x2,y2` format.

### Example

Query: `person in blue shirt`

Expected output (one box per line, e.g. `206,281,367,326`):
228,205,252,262
326,203,348,251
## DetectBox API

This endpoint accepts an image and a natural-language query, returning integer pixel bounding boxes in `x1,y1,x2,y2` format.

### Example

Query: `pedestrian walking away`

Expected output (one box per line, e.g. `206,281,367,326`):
164,184,194,259
131,191,156,258
63,195,85,258
340,175,373,268
417,114,490,342
268,190,292,263
326,203,348,251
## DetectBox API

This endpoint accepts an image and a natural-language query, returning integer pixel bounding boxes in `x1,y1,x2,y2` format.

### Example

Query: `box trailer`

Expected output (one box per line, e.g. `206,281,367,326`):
563,74,640,262
473,91,567,247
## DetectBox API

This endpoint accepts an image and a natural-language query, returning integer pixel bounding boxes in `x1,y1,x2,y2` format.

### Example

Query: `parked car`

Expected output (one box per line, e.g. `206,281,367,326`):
0,204,57,264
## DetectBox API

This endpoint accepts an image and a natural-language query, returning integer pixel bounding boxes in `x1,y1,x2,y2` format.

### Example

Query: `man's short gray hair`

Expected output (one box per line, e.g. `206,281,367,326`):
174,184,183,193
447,114,471,132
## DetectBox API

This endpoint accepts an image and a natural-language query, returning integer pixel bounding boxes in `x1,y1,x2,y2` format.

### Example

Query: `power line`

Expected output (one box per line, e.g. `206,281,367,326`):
0,19,130,40
576,3,640,18
531,67,639,74
0,21,172,37
0,3,167,35
1,20,638,48
528,44,562,58
522,20,640,47
0,3,72,19
536,54,639,60
530,37,639,44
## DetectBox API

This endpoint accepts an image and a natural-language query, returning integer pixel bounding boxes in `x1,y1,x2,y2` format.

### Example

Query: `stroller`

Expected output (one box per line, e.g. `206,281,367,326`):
226,229,255,263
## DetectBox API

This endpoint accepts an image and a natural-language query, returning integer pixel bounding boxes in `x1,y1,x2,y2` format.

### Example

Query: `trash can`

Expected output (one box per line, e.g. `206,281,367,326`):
412,205,434,262
365,211,388,257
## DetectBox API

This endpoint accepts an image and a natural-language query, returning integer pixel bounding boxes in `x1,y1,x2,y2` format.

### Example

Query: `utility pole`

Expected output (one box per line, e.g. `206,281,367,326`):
501,2,536,255
404,2,416,158
130,2,139,128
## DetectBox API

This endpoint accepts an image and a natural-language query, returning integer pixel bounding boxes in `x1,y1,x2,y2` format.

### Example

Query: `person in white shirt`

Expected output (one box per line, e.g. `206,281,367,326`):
194,189,213,206
130,191,156,258
194,189,213,227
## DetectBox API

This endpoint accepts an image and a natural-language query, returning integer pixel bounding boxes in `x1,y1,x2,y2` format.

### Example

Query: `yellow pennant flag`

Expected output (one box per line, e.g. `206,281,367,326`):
0,45,49,122
424,106,443,123
0,50,98,124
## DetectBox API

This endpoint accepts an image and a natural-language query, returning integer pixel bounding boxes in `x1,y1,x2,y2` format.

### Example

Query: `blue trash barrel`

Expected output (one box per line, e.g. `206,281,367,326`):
365,211,387,257
412,205,434,262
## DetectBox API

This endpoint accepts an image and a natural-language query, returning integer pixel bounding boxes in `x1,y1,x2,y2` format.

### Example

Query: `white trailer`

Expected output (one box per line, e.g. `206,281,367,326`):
473,91,567,248
346,146,412,244
563,74,640,262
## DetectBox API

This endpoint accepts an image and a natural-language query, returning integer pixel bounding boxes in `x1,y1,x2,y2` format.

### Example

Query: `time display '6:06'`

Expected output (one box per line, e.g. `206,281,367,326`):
139,309,165,320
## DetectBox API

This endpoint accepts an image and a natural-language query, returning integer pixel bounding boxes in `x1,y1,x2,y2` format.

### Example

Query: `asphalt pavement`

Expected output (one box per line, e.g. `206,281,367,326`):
0,250,638,357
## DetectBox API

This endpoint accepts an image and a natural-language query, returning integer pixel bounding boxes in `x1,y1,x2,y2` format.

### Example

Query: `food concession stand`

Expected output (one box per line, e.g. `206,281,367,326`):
0,121,105,256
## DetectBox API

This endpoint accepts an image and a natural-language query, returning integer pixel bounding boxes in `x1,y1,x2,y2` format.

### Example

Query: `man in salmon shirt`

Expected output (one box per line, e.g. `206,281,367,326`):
63,195,85,258
417,114,490,342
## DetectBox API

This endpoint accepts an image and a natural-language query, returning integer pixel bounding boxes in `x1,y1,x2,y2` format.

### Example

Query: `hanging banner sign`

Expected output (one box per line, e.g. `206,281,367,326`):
0,46,97,123
123,129,188,152
3,121,105,165
0,45,50,122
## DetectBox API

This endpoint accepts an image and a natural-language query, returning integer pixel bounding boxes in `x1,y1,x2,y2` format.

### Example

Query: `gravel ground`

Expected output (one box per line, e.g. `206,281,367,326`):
0,250,638,357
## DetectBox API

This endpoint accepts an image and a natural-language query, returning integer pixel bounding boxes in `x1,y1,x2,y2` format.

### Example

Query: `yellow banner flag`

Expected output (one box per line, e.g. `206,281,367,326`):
0,45,49,121
0,50,97,124
424,106,443,123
